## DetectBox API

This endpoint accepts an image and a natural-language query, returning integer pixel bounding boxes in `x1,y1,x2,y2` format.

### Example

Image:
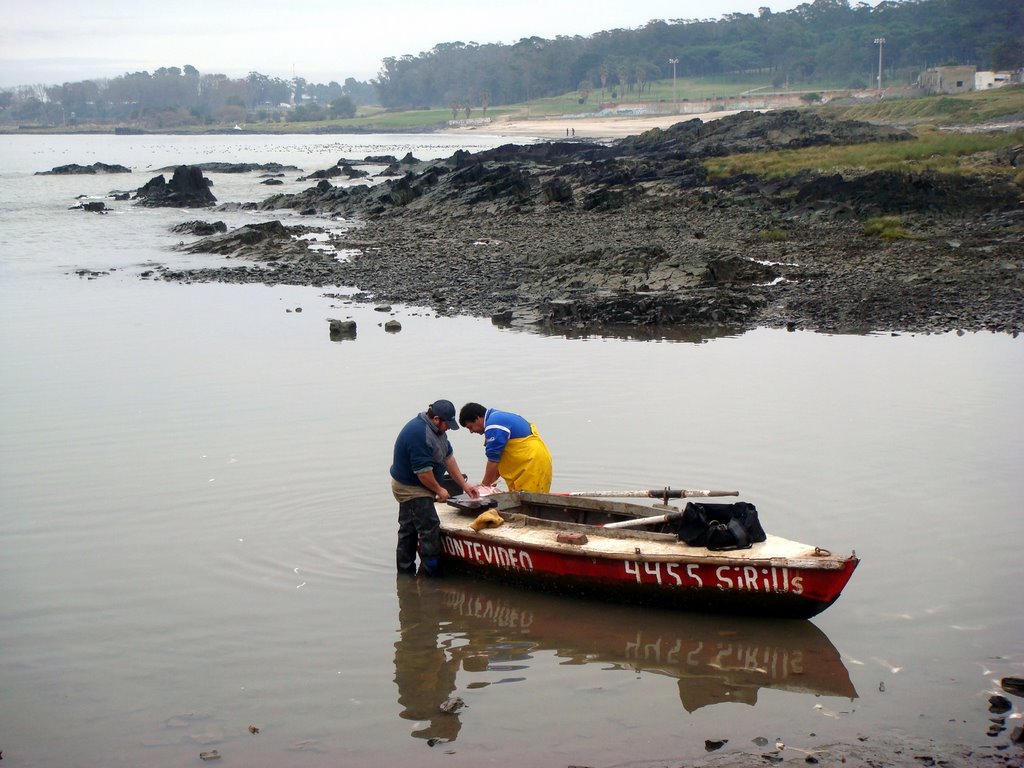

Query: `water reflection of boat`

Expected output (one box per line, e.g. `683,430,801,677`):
393,575,856,742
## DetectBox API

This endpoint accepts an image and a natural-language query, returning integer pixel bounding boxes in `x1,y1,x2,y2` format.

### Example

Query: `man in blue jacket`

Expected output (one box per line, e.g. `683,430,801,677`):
391,399,477,576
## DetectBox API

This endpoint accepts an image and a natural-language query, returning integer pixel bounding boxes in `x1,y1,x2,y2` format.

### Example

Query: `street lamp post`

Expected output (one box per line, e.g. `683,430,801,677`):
873,37,885,95
668,58,679,114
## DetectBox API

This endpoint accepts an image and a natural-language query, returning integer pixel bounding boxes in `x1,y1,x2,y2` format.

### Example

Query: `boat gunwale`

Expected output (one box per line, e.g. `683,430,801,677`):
439,497,858,571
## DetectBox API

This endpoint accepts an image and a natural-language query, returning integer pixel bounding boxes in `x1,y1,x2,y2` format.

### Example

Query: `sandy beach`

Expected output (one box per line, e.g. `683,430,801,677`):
453,109,748,141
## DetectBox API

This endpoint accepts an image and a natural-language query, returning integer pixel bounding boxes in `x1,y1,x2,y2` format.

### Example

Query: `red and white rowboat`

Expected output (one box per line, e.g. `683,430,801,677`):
436,491,858,620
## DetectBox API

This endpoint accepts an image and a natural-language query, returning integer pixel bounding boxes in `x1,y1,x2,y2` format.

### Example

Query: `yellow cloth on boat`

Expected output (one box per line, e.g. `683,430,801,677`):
469,510,504,531
497,424,552,492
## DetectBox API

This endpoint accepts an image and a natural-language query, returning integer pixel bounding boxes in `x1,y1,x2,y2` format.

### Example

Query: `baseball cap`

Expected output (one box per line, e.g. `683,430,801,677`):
429,399,459,429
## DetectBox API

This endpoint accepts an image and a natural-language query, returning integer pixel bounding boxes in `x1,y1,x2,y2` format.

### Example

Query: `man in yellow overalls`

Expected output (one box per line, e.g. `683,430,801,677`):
458,403,552,493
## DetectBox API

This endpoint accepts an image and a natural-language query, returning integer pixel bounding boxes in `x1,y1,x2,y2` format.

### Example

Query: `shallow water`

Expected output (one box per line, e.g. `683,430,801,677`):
0,134,1021,767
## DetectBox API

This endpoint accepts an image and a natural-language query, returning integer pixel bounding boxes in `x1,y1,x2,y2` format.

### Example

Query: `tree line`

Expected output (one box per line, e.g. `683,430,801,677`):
375,0,1022,109
0,66,376,128
1,0,1020,127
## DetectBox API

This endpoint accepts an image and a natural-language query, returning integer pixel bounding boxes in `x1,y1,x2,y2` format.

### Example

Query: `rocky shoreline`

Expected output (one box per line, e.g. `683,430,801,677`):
146,110,1022,337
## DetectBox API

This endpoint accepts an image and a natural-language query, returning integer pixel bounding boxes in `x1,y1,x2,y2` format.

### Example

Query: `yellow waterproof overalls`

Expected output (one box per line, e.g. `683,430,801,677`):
497,424,552,493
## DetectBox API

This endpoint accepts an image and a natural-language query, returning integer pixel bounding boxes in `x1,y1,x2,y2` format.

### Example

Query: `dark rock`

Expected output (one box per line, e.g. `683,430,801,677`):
299,163,369,182
328,318,357,340
582,188,633,210
156,162,299,173
384,320,402,333
299,166,344,181
1001,677,1024,697
989,695,1012,713
178,220,319,260
341,163,369,179
706,255,778,285
37,162,131,175
616,109,912,158
171,220,227,236
541,177,573,203
386,176,421,206
377,162,405,177
791,169,1018,215
70,201,108,213
134,165,216,208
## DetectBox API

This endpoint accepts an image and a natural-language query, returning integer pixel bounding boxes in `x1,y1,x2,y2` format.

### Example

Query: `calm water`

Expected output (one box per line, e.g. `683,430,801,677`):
1,134,1022,767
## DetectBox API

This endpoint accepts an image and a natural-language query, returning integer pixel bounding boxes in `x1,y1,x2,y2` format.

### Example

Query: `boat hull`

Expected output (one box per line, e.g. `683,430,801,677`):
437,492,858,619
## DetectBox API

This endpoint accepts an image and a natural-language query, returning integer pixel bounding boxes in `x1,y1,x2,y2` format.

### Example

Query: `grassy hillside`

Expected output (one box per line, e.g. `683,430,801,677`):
702,85,1024,182
702,126,1024,182
824,84,1024,126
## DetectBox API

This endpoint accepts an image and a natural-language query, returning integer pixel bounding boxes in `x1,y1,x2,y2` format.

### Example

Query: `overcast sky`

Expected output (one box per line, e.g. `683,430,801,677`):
1,0,822,88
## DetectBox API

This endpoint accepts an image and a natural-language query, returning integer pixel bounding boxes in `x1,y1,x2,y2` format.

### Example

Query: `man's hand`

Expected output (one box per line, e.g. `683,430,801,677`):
464,485,481,499
435,487,451,502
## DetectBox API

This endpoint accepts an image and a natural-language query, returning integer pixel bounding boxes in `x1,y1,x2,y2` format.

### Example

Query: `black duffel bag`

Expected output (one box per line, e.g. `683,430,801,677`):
671,502,767,551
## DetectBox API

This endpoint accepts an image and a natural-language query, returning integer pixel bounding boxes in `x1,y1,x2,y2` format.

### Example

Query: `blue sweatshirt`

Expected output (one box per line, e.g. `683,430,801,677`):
390,412,453,487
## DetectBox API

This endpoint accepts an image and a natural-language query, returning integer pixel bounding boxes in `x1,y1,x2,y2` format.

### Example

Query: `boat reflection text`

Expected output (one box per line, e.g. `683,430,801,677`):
393,575,856,742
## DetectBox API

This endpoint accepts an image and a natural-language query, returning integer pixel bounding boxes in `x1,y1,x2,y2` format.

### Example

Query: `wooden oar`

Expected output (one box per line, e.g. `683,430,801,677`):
557,488,739,500
603,510,688,529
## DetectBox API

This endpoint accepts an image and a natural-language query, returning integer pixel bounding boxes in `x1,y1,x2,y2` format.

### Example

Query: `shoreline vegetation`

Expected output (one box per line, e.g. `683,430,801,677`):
6,82,1023,137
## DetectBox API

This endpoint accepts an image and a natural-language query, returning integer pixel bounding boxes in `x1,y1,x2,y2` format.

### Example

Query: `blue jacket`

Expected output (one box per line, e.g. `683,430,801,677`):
390,412,453,487
483,408,534,463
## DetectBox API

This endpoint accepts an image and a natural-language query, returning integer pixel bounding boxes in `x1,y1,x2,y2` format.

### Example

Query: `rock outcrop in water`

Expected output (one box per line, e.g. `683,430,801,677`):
152,111,1023,336
134,165,217,208
154,162,300,174
36,162,132,175
170,220,227,236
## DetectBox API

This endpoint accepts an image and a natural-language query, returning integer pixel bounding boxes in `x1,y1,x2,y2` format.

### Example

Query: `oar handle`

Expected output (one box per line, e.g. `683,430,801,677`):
559,489,739,499
604,510,687,529
653,489,738,499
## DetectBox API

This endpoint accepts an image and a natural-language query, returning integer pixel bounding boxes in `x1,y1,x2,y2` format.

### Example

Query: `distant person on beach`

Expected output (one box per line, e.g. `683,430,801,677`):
458,403,553,493
390,399,477,576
